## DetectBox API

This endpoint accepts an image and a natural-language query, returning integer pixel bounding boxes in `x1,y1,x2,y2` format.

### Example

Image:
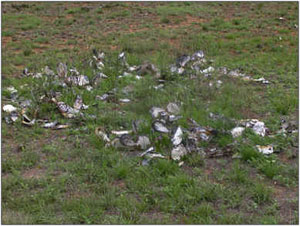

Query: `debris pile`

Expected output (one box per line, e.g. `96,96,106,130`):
3,49,288,167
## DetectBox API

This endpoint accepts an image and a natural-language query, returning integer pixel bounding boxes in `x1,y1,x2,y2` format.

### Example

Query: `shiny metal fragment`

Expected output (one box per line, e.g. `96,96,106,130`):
191,50,204,60
256,145,273,155
57,63,68,77
152,120,169,133
43,121,58,128
243,119,267,137
231,127,245,138
171,126,183,146
136,63,161,78
111,130,132,136
202,66,215,74
168,115,182,122
166,102,180,115
171,144,187,160
119,98,131,103
252,77,270,84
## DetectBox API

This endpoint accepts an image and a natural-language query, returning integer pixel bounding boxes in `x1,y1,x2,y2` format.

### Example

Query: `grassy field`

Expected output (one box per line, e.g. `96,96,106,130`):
1,2,299,224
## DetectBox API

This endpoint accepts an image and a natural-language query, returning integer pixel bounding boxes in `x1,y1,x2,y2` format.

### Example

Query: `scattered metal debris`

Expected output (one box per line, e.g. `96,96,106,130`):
3,104,17,113
171,126,183,146
231,127,245,138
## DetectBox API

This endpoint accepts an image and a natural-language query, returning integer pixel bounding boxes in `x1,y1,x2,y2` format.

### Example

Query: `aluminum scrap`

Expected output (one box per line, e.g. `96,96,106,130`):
166,102,180,115
65,75,90,87
171,126,183,146
231,127,245,138
95,127,110,142
111,130,132,136
171,144,188,161
150,107,166,118
243,119,267,137
3,104,17,113
256,145,274,155
57,63,68,77
137,136,151,150
152,120,169,133
73,95,89,110
52,98,80,118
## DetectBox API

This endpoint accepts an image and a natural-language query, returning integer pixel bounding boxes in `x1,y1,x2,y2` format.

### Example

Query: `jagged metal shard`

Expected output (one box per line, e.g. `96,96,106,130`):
191,50,204,60
73,95,89,110
171,126,183,146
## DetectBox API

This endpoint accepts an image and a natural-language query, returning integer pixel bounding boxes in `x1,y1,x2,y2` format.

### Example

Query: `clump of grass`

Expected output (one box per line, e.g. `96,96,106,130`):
251,183,272,204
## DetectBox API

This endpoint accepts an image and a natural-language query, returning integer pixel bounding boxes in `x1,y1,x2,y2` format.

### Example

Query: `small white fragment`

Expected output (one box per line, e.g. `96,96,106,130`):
166,102,180,115
202,66,215,74
111,130,132,136
150,107,166,118
119,98,131,103
171,126,183,146
256,145,273,155
231,127,245,138
3,105,17,113
137,136,151,150
171,145,187,161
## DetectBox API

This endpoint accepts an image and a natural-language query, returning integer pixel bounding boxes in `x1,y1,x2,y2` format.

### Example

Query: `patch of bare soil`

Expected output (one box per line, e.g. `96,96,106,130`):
22,168,46,179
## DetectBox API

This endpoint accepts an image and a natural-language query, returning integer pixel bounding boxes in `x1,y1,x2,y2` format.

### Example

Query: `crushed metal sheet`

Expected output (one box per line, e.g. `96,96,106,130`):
120,134,137,147
256,145,274,155
111,130,132,136
152,120,169,133
73,95,89,110
166,102,180,115
137,136,151,150
150,107,166,118
52,98,80,118
171,144,188,161
231,127,245,138
171,126,183,146
168,115,182,122
252,77,270,84
57,63,68,77
242,119,267,137
191,50,204,60
95,127,110,142
43,121,58,128
3,104,17,113
176,55,191,67
119,98,131,103
65,75,90,87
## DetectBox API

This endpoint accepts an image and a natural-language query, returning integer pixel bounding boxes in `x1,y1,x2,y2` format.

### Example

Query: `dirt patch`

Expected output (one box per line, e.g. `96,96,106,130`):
2,36,12,48
22,168,46,179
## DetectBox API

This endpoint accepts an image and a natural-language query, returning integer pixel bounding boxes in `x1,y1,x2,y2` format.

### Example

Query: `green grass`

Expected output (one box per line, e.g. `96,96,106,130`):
1,1,298,225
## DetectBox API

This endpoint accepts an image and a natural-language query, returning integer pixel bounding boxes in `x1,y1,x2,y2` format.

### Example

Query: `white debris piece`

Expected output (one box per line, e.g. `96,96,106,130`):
6,86,18,94
231,127,245,138
171,145,188,161
137,136,151,150
202,66,215,74
252,77,270,84
150,107,166,118
119,98,131,103
111,130,132,136
256,145,273,155
171,126,183,146
243,119,267,137
3,104,17,113
166,102,180,115
153,121,169,133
